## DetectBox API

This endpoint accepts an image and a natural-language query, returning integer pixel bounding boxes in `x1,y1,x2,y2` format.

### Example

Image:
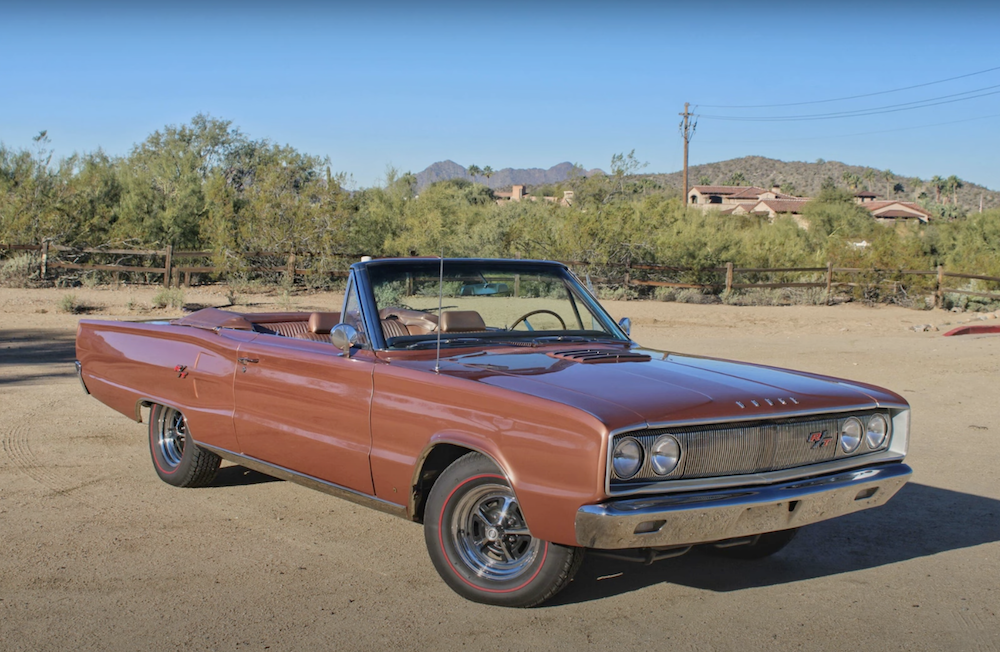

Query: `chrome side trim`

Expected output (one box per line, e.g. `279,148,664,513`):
576,462,912,549
75,361,90,395
196,443,409,520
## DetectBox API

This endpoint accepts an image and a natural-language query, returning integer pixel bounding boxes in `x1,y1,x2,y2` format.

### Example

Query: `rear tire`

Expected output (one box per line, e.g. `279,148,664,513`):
703,528,798,560
424,452,583,607
148,404,221,488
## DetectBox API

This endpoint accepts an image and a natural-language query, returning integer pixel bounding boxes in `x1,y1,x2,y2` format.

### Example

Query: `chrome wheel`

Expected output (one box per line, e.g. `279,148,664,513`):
450,481,540,581
148,404,220,487
155,407,187,469
425,452,584,607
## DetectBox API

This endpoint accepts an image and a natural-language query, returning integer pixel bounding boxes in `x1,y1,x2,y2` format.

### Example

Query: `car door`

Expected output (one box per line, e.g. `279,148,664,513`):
231,281,376,494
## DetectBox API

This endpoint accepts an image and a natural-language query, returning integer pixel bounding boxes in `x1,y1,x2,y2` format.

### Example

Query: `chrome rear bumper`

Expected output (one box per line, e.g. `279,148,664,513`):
75,361,90,394
575,463,912,549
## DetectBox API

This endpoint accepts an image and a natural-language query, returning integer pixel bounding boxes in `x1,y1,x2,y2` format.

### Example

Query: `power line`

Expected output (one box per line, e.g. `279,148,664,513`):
699,85,1000,121
695,112,1000,145
698,65,1000,109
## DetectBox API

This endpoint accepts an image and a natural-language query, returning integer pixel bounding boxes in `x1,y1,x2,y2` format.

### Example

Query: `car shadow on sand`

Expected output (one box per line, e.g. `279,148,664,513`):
0,329,78,386
211,464,283,487
548,482,1000,606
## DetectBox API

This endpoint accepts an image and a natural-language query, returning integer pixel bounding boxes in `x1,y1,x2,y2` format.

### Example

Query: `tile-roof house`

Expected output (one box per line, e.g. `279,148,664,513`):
863,201,932,224
691,183,932,227
689,185,799,206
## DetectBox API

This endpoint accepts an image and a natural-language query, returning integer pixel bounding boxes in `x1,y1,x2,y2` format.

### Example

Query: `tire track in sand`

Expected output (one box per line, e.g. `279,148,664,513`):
1,397,107,511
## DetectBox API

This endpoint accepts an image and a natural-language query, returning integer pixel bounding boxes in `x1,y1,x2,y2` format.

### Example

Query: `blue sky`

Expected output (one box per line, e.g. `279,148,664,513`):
3,0,999,189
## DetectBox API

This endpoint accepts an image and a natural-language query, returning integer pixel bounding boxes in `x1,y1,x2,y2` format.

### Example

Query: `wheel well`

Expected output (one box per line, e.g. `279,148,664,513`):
411,444,476,523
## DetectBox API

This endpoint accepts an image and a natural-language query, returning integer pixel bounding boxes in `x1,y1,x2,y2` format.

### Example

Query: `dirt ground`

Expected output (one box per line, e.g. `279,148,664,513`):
1,285,998,651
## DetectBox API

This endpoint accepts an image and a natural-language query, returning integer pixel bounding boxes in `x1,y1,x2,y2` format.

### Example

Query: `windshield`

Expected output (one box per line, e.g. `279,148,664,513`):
365,261,626,349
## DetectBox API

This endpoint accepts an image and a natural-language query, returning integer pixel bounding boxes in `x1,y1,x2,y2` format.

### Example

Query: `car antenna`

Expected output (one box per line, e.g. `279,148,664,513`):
434,251,444,374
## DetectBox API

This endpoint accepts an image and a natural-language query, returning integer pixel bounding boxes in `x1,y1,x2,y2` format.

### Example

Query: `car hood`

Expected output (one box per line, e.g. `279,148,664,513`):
428,346,905,431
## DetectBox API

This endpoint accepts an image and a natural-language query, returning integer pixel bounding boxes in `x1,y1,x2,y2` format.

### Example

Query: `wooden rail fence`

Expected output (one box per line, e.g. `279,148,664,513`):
3,243,999,307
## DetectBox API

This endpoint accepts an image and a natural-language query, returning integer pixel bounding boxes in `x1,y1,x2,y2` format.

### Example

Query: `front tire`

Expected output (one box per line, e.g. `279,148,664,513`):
148,404,221,488
424,452,583,607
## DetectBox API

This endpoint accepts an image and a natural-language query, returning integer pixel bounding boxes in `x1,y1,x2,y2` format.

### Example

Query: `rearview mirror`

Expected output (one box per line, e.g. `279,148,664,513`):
330,323,360,354
618,317,631,337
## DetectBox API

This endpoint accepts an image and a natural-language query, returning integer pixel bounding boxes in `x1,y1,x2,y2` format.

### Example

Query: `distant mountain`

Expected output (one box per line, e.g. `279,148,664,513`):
415,160,603,190
646,156,999,211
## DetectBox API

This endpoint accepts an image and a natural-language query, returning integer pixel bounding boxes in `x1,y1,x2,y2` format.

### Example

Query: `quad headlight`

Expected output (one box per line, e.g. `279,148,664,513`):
612,437,643,479
866,413,889,449
650,435,681,476
840,417,863,453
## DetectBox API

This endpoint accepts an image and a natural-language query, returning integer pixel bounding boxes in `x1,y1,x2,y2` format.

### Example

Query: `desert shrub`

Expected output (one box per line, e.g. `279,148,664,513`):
596,285,637,301
152,288,185,309
374,279,408,307
675,289,719,304
59,294,79,313
0,253,39,288
652,286,677,302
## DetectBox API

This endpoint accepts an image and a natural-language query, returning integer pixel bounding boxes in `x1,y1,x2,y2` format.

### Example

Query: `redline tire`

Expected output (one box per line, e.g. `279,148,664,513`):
423,452,583,607
148,404,221,488
704,528,799,560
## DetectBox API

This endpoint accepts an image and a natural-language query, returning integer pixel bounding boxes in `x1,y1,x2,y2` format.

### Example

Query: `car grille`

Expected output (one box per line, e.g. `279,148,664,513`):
611,414,873,485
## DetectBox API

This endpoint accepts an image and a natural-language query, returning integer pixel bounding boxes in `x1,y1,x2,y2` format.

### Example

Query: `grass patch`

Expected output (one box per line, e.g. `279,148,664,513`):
0,254,39,288
59,294,81,313
152,288,185,309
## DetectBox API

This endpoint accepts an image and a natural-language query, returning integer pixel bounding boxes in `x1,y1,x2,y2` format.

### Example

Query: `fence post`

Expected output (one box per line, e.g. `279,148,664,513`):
935,264,944,309
725,262,734,293
40,241,49,279
286,253,297,286
825,261,833,305
623,258,631,298
163,245,173,288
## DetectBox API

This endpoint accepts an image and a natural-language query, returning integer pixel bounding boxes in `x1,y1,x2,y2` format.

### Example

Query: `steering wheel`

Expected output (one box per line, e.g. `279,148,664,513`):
509,309,567,331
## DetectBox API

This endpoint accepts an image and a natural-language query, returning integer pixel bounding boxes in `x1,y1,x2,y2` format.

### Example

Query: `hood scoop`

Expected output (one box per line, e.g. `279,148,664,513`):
547,349,652,364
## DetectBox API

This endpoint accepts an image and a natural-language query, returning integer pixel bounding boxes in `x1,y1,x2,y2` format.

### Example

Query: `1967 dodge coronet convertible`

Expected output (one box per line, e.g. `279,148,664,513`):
76,258,912,606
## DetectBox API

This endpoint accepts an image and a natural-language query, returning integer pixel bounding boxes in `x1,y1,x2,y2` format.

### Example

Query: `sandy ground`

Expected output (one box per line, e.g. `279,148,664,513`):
1,285,998,651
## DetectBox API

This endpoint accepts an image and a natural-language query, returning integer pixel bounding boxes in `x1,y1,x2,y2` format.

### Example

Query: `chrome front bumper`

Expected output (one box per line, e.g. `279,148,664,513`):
575,463,912,549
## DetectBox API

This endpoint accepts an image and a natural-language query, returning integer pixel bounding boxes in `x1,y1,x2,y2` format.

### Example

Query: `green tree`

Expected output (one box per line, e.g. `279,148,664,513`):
883,169,895,198
725,171,747,186
842,171,861,190
945,175,963,205
467,164,482,183
930,175,944,203
481,165,494,187
862,168,876,192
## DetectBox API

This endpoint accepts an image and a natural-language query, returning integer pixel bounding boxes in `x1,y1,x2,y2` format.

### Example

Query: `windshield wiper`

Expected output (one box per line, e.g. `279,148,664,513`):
400,337,493,350
527,335,624,345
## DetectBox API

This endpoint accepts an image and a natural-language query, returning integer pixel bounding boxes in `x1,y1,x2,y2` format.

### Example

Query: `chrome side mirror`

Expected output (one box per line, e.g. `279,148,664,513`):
618,317,631,337
330,323,360,355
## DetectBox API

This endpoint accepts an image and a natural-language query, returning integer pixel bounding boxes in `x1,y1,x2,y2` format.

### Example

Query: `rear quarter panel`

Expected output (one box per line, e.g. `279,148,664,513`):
76,320,249,451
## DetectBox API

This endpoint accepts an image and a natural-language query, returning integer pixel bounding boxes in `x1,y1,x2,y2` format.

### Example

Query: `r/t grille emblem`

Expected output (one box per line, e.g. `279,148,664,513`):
808,430,834,449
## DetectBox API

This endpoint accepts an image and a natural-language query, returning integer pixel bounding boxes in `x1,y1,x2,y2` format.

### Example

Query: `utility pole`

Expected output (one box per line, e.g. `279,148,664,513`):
679,102,696,205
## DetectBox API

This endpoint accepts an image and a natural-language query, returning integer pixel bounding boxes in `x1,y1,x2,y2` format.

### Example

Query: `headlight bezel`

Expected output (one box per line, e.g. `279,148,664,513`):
840,416,864,454
612,436,644,480
865,413,889,450
650,434,681,476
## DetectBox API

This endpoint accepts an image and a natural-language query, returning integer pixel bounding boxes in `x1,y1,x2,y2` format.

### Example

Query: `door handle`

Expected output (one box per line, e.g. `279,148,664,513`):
237,357,259,365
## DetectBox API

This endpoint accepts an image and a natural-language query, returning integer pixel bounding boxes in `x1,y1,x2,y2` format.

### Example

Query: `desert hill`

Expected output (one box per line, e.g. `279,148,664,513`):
415,161,602,190
415,156,999,211
646,156,999,211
